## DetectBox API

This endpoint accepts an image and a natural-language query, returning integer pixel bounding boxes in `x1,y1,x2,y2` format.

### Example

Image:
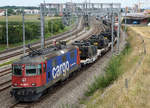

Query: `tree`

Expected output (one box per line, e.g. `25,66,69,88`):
16,9,22,15
48,19,65,34
7,8,15,16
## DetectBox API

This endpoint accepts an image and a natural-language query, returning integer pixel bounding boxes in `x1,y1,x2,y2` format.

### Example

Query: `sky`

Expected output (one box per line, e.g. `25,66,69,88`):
0,0,150,8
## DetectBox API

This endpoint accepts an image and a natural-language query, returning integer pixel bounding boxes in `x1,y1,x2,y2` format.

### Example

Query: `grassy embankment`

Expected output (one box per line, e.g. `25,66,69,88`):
0,15,71,51
81,26,150,108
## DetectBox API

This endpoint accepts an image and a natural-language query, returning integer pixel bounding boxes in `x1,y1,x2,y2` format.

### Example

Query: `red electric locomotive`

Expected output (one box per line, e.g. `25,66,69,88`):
10,43,81,101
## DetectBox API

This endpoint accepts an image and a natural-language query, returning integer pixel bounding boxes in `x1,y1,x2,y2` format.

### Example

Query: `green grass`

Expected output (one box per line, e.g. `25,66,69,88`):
85,42,132,96
0,59,16,67
0,15,60,23
0,45,7,51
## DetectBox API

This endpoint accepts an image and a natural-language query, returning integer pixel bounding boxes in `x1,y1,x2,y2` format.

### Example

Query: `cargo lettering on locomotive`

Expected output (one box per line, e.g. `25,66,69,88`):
52,61,69,79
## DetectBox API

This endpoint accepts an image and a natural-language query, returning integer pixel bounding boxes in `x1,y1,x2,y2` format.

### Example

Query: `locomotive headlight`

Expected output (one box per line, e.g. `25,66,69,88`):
31,83,36,86
22,78,26,82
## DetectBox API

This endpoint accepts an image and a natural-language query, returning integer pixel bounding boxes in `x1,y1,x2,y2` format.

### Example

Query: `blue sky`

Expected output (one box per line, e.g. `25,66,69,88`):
0,0,149,8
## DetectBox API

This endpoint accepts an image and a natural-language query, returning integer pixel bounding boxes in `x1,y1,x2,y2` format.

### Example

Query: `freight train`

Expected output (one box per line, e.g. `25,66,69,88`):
10,22,117,102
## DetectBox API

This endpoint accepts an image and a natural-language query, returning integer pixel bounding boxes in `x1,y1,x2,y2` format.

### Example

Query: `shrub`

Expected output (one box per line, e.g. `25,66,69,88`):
48,19,65,34
0,22,40,44
0,18,65,44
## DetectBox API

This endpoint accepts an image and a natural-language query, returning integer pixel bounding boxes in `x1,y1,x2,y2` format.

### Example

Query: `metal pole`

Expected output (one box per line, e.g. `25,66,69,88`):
125,8,127,32
111,4,114,53
85,0,87,30
124,8,127,41
44,0,46,16
117,7,121,53
89,0,90,10
40,4,45,49
48,5,50,17
22,10,26,56
6,9,9,49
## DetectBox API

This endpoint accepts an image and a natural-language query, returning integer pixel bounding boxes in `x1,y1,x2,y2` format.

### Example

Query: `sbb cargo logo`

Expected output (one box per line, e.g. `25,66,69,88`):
52,61,69,79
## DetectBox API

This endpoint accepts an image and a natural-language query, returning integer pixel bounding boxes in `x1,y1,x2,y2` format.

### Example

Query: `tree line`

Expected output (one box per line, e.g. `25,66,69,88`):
0,6,39,10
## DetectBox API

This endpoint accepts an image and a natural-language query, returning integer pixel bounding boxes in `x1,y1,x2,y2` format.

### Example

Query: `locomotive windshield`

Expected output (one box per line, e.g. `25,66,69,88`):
25,64,42,76
13,65,22,76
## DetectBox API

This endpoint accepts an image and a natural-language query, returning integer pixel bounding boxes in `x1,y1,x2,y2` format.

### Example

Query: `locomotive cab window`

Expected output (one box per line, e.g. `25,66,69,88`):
26,65,37,76
13,65,22,76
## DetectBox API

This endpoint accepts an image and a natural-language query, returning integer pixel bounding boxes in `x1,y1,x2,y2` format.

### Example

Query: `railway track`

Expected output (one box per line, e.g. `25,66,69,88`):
9,19,108,108
0,18,99,94
0,68,12,93
0,17,84,64
0,69,11,77
0,80,11,92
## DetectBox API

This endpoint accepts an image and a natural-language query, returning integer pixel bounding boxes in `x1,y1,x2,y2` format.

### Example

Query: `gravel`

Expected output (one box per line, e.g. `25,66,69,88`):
0,88,17,108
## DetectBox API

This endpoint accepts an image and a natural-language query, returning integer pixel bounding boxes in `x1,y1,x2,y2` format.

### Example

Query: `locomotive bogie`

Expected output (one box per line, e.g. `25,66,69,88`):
10,87,43,102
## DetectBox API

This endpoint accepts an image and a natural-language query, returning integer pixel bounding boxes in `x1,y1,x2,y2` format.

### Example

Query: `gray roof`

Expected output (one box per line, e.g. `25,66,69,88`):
123,13,150,19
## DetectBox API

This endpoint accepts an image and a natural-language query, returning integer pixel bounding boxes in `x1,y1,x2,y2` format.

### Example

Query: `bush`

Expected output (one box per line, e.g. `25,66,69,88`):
48,19,65,34
0,22,40,44
0,19,65,44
